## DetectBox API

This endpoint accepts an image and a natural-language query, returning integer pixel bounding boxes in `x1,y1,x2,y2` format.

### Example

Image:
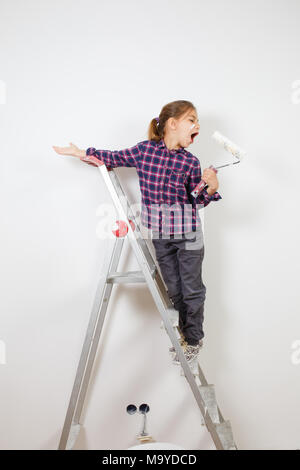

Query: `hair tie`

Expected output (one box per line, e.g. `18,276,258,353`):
155,116,159,125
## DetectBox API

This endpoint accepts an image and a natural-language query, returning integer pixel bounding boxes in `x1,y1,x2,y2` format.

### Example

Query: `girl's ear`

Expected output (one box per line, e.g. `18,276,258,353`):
168,117,177,130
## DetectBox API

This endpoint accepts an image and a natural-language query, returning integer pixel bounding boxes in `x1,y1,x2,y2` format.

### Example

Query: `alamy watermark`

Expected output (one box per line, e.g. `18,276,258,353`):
95,198,205,248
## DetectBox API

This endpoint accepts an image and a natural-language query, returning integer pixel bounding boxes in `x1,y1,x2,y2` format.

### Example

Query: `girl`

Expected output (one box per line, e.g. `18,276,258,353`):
53,100,221,364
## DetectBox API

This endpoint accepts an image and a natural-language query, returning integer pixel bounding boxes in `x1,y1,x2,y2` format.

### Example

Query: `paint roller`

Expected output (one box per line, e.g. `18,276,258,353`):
190,131,246,198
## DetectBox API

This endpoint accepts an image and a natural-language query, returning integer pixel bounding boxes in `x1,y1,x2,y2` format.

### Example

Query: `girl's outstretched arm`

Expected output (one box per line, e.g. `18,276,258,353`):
52,142,85,158
53,141,144,168
53,142,101,167
85,142,144,168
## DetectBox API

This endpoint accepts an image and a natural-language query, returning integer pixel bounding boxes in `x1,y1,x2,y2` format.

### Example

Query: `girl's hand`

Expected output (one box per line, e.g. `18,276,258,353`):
202,168,219,192
52,142,85,158
53,142,105,168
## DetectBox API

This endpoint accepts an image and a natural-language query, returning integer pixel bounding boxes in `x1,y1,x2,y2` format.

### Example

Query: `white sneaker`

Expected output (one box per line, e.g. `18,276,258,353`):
173,340,203,365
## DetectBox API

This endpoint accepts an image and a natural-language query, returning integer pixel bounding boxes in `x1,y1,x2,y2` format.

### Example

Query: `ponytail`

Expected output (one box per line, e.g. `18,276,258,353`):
148,117,162,143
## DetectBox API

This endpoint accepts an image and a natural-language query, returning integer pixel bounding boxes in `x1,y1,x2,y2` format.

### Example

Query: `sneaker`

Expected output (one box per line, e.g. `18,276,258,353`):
173,340,203,365
170,338,203,353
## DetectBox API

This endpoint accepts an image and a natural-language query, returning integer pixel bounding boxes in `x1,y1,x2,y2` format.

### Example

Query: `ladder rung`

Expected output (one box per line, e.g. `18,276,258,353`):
198,385,220,424
215,420,236,450
107,268,156,283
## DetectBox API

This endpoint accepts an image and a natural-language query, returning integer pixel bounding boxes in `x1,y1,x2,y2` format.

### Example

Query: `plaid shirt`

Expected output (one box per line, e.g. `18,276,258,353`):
86,138,222,234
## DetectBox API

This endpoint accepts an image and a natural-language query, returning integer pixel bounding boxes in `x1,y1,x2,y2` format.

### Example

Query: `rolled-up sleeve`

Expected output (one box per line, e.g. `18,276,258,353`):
187,158,222,207
85,141,144,168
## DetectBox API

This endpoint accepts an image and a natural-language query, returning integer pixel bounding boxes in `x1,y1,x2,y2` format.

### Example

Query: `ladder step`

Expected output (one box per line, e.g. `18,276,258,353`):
198,385,220,424
179,357,199,377
215,420,236,450
107,268,156,283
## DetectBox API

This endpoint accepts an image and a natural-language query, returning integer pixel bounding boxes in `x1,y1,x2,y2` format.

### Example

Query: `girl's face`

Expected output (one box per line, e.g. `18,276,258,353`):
165,109,200,148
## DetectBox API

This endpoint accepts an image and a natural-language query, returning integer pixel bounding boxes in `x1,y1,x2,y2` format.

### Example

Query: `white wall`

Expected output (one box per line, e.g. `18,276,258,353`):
0,0,300,450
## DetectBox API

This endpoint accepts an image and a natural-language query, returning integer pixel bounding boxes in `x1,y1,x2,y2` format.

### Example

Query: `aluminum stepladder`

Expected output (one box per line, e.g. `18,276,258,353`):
58,161,238,451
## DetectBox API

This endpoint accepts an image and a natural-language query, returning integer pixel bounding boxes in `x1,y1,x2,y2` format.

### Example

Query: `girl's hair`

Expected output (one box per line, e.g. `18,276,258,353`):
148,100,196,143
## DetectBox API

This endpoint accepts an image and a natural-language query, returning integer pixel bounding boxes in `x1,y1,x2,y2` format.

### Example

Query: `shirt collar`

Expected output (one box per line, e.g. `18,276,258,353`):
157,138,185,153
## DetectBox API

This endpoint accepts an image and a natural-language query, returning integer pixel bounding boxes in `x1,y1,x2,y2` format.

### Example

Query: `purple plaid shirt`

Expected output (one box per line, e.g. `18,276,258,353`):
86,138,222,234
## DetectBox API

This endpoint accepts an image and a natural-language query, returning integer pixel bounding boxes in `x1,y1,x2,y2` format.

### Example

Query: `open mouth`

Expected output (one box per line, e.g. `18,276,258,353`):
191,132,199,143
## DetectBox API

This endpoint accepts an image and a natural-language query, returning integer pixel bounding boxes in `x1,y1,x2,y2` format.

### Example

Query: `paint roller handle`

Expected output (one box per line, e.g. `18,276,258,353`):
190,165,218,198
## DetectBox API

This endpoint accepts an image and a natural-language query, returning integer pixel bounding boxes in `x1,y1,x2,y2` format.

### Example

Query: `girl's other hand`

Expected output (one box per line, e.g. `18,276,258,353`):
52,142,85,158
202,167,219,192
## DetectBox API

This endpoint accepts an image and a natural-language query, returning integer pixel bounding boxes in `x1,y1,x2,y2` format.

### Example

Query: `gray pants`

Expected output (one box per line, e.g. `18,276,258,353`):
151,227,206,345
